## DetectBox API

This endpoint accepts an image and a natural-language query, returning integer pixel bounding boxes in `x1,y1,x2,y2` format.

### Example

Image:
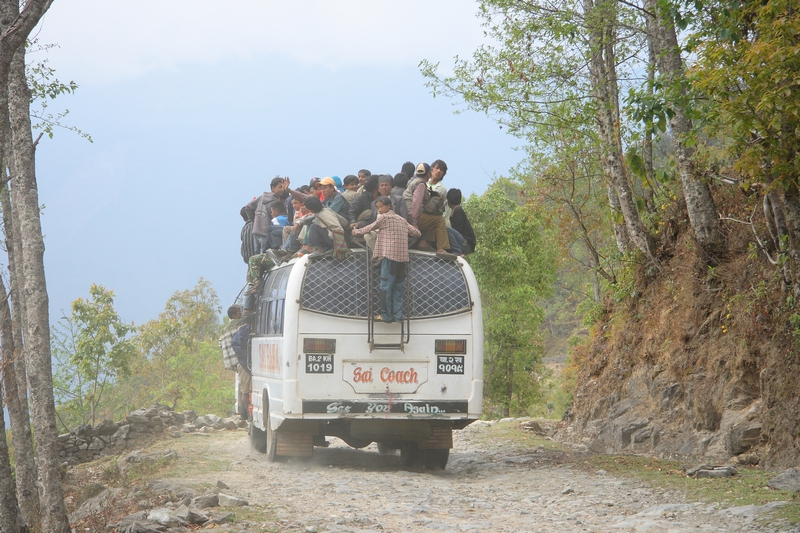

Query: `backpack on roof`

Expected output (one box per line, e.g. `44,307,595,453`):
403,177,444,216
423,188,446,216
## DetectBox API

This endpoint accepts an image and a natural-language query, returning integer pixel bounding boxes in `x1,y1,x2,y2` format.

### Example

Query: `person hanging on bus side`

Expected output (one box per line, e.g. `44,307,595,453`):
239,203,256,264
220,305,250,418
403,162,455,258
352,196,421,323
244,249,281,296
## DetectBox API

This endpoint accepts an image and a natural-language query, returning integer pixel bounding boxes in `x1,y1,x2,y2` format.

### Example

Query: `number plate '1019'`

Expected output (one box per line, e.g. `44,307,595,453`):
437,355,464,374
306,354,334,374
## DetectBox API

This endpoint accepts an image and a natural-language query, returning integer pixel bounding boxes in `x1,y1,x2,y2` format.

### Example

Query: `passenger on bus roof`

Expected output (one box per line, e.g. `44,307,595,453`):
392,172,409,198
352,196,421,323
267,200,290,249
403,163,454,257
308,177,323,199
341,175,360,203
352,175,410,252
287,177,349,216
376,174,408,221
279,197,311,254
357,169,371,192
447,188,476,255
298,196,351,259
348,174,380,227
430,159,452,224
244,176,287,254
429,159,466,256
401,161,416,182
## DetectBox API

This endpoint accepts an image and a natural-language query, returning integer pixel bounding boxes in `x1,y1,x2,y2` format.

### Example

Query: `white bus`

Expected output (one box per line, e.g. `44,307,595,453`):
240,249,483,470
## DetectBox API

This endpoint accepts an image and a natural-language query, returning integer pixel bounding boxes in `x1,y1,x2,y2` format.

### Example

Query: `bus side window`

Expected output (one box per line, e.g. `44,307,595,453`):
268,299,285,335
258,295,270,336
267,300,278,335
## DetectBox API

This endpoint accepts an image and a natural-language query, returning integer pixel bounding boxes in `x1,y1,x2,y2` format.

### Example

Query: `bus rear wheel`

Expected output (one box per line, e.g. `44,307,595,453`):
249,422,266,453
400,443,420,467
423,448,449,471
377,442,398,455
265,413,278,462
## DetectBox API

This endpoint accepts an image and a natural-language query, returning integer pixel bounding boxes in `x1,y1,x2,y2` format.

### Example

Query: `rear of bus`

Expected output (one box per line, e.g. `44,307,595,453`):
251,249,483,468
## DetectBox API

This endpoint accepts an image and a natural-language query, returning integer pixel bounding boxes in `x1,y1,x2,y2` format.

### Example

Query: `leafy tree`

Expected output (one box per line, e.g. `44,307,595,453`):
466,187,557,416
26,40,92,143
51,284,136,427
421,0,662,263
116,278,224,411
686,0,799,273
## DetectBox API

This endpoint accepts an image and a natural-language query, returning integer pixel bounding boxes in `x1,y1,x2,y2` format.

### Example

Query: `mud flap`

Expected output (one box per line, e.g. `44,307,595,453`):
276,432,314,456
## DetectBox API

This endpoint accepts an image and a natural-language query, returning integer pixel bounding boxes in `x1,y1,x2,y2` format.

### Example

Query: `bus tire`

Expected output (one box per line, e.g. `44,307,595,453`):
377,442,398,455
263,398,281,463
400,443,420,468
423,448,449,471
249,422,266,453
342,437,372,449
265,413,278,462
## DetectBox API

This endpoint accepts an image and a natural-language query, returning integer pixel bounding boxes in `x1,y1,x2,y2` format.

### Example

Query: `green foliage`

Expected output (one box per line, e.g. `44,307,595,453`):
26,39,92,142
685,0,800,186
113,278,225,412
467,186,557,416
52,284,136,427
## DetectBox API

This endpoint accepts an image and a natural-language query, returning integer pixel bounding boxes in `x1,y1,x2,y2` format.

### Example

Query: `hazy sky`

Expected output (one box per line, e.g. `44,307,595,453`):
28,1,522,327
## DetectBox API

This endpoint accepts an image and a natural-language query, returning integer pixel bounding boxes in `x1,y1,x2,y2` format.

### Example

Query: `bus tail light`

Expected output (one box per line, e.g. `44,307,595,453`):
435,339,467,354
304,338,336,354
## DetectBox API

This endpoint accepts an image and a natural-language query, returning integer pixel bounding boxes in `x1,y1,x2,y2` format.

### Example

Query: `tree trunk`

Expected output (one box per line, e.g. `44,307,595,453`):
0,379,28,533
643,0,722,258
2,151,30,413
0,1,69,531
505,360,513,418
584,0,658,265
607,183,632,254
782,181,800,298
0,265,39,530
642,17,657,213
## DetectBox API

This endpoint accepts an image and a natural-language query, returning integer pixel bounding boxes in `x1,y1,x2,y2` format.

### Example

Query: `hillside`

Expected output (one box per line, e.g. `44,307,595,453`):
561,189,800,468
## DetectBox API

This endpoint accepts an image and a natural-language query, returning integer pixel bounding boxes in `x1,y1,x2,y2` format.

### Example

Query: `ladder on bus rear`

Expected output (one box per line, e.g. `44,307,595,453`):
366,250,410,352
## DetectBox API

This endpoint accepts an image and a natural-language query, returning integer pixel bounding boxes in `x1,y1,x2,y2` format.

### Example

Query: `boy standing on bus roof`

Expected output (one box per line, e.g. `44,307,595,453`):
352,196,421,323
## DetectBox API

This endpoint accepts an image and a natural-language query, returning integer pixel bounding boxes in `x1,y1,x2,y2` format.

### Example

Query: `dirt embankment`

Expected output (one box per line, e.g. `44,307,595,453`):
563,191,800,469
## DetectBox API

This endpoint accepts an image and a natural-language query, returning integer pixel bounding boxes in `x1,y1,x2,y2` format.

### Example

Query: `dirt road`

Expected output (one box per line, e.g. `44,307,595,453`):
157,420,793,533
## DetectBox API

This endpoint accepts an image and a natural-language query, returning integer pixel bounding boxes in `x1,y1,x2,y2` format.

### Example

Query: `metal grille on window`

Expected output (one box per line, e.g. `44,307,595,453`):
300,251,470,318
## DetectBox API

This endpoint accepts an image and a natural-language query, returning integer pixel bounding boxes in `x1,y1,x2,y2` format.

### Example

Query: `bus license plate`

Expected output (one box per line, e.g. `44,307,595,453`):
437,355,464,374
306,354,334,374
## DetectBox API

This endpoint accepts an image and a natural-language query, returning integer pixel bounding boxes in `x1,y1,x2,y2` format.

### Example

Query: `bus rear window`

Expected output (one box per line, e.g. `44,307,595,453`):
299,252,471,318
